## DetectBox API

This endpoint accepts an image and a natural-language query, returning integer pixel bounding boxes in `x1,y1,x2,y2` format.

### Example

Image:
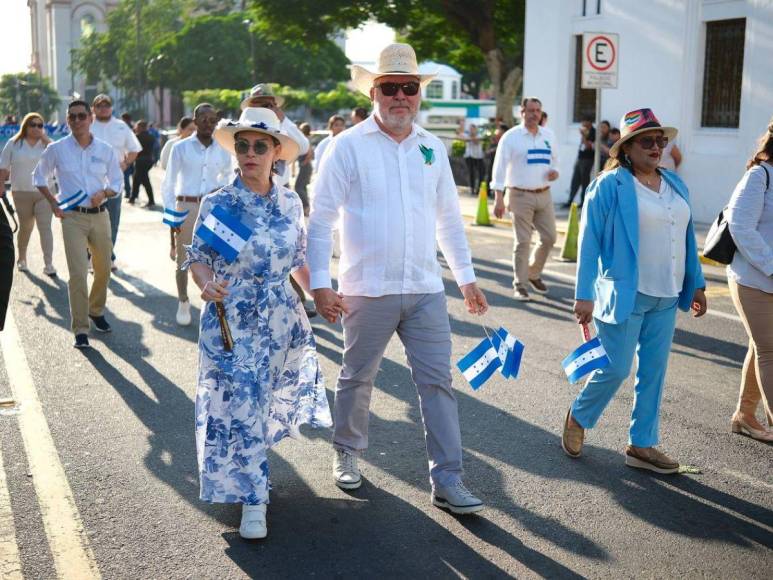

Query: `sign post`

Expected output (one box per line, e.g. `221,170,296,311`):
581,32,619,178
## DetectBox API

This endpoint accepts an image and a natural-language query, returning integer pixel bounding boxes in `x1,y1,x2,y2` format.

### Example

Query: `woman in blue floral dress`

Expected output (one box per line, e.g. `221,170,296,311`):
185,108,332,539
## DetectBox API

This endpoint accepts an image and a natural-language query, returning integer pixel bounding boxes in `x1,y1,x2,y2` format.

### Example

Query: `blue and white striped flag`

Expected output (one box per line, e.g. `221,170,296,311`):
58,190,87,211
491,327,524,379
562,337,610,384
457,337,501,390
194,205,251,263
163,207,189,228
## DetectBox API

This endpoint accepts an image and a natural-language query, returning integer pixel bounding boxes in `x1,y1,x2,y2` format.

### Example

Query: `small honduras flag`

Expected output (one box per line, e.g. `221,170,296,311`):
491,327,524,379
163,207,189,228
562,326,610,384
457,337,501,390
58,190,87,211
194,205,251,263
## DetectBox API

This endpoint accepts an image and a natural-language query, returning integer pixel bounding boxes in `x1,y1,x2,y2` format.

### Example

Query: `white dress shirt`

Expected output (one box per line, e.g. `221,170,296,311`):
307,115,475,296
0,138,50,191
33,134,123,207
161,135,232,209
727,163,773,293
313,134,333,172
90,117,141,161
635,177,690,297
491,124,558,191
159,135,179,170
274,117,310,187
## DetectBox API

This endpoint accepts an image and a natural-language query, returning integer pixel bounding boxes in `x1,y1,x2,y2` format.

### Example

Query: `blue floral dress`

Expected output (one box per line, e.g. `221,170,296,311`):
184,177,332,505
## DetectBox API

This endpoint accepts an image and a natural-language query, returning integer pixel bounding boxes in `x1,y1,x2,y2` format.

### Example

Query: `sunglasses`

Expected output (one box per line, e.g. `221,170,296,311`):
376,81,420,97
635,135,668,150
234,139,270,156
67,112,89,121
28,122,44,128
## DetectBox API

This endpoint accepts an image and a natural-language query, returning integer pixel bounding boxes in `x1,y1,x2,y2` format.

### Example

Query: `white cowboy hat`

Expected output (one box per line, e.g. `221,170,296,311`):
240,83,285,111
213,108,299,161
350,43,437,96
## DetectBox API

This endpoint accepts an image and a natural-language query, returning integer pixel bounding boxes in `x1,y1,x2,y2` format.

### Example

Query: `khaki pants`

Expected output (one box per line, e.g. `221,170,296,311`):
61,210,112,335
508,187,557,286
729,279,773,426
11,190,54,267
175,200,200,302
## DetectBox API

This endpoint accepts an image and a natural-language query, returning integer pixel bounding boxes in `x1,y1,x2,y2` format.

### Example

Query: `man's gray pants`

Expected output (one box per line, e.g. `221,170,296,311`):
333,292,463,488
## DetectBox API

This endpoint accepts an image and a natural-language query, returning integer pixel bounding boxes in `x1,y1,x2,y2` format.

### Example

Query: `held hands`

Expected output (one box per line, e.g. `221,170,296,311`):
90,190,106,207
691,288,708,318
312,288,348,323
573,299,594,325
202,279,229,303
460,282,488,315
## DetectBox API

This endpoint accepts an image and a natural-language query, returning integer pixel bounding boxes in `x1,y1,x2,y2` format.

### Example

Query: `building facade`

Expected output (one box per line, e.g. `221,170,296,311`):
523,0,773,222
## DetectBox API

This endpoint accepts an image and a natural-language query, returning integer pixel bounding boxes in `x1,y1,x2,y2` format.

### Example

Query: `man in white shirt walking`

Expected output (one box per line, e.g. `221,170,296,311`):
33,100,123,349
308,43,489,515
492,97,560,302
162,103,232,326
89,94,142,272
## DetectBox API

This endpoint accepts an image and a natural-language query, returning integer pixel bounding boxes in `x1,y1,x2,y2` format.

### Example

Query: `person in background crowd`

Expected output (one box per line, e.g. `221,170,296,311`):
485,123,508,198
148,122,161,164
351,107,368,125
462,124,485,196
314,115,345,174
0,112,55,276
598,120,611,171
565,116,596,208
159,117,194,171
609,127,621,147
726,117,773,442
540,111,549,127
3,115,17,126
659,138,683,172
129,120,157,208
564,108,707,473
91,94,142,272
294,123,313,214
120,112,135,198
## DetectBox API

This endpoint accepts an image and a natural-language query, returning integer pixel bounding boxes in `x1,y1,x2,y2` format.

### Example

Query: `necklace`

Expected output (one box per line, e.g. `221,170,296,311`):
637,171,660,190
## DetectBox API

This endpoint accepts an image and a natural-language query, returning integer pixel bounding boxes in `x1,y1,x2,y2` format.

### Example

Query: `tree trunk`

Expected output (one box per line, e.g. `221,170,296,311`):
483,47,522,127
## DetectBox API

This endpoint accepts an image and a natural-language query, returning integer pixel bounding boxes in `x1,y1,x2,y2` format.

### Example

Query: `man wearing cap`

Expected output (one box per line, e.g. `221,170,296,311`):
33,100,123,349
308,43,489,515
492,97,560,302
162,103,232,326
90,94,142,273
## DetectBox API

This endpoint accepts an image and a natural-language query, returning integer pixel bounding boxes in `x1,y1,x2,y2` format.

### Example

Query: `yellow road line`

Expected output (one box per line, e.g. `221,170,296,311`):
0,309,101,580
0,448,23,580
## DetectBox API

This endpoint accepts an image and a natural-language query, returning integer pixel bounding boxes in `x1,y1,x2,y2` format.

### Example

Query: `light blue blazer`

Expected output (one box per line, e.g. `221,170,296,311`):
575,167,705,324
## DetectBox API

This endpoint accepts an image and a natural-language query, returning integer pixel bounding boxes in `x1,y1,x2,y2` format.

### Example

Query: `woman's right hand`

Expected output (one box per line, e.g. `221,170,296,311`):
573,299,594,325
202,279,229,303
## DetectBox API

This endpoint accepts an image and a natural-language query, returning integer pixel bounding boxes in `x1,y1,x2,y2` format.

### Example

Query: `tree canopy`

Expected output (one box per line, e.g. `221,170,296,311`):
0,73,61,120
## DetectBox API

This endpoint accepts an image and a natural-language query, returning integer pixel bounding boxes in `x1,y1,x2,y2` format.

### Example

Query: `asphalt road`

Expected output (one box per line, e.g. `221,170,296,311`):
1,179,771,579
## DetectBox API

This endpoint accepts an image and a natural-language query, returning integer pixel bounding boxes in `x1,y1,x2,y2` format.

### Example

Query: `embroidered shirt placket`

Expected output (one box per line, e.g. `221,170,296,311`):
398,138,413,292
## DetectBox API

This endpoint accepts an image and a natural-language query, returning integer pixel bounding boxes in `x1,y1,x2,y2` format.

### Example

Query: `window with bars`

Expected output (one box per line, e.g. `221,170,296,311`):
701,18,745,128
573,35,596,123
426,80,444,99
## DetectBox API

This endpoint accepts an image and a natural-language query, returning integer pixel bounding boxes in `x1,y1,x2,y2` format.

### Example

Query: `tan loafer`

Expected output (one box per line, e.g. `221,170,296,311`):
625,446,679,474
731,413,773,442
562,409,584,458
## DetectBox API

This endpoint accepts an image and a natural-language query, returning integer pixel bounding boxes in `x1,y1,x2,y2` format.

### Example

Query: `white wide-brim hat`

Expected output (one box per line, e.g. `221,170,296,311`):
213,108,299,161
351,43,437,96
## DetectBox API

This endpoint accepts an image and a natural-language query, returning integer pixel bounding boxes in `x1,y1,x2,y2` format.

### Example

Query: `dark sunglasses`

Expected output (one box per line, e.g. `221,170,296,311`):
28,122,44,128
67,112,89,121
234,139,270,156
635,135,668,150
376,81,420,97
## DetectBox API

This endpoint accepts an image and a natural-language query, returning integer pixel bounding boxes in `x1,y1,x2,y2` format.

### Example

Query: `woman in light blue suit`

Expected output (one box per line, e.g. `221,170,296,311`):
561,109,707,474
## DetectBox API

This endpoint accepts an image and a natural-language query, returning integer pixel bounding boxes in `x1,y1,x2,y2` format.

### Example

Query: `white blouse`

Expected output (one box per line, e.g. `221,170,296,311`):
635,177,691,298
0,138,50,191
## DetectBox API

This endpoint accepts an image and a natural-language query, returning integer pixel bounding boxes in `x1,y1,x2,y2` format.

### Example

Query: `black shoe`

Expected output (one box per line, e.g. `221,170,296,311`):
142,202,157,209
89,315,112,333
73,334,90,349
528,278,549,294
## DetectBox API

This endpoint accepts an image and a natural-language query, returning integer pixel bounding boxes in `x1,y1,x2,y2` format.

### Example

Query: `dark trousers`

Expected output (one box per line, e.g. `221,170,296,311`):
123,165,134,198
568,157,594,206
294,163,312,213
130,160,155,205
0,205,15,331
465,157,485,196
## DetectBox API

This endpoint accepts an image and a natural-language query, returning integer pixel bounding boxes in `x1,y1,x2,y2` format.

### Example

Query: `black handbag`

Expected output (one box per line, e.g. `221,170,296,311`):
703,165,769,265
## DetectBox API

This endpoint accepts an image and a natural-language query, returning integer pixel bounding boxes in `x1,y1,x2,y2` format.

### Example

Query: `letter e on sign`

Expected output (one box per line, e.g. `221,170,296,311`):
582,32,619,89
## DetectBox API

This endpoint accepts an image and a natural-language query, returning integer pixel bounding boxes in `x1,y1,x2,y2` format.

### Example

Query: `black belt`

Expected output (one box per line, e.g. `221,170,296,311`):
72,204,107,214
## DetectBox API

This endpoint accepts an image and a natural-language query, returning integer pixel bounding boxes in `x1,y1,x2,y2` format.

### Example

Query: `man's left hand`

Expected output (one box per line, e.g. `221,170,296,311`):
460,282,488,315
691,288,708,318
547,169,559,181
90,190,106,207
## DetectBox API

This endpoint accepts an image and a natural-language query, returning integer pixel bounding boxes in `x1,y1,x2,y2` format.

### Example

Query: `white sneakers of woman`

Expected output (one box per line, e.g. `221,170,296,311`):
333,448,362,489
176,300,192,326
239,504,267,539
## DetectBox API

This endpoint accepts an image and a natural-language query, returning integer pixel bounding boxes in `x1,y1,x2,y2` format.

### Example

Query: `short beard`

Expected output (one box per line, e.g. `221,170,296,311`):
376,106,416,135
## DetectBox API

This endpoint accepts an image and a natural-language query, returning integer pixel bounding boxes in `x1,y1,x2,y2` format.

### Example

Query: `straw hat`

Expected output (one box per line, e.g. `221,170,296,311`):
610,108,678,158
240,83,285,111
213,108,299,161
350,43,437,96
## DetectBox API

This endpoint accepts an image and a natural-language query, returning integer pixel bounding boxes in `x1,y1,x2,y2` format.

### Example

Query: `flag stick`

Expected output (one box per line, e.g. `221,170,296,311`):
215,302,234,351
581,323,591,342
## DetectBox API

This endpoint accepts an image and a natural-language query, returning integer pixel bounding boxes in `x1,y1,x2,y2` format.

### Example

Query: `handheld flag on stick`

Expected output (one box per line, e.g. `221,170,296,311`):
163,207,189,228
457,337,501,390
58,190,87,211
491,327,524,379
562,323,610,384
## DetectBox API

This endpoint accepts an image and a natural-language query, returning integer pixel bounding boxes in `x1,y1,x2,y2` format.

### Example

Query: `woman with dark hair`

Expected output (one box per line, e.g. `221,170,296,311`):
726,117,773,442
0,112,55,276
562,108,707,473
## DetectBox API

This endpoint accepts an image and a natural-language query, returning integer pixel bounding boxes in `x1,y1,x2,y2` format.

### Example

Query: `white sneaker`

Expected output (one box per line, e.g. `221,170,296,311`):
176,300,192,326
239,504,267,539
333,448,362,490
431,481,484,515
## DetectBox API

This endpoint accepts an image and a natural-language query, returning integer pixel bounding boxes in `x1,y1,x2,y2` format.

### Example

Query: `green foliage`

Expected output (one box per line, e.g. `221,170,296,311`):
182,89,244,116
0,73,61,119
450,139,465,158
313,83,370,113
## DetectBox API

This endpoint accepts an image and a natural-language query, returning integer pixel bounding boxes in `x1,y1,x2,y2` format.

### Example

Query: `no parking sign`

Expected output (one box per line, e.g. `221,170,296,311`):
581,32,619,89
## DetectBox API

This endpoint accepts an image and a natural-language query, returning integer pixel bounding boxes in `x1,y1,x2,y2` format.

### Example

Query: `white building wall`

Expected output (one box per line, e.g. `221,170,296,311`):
523,0,773,222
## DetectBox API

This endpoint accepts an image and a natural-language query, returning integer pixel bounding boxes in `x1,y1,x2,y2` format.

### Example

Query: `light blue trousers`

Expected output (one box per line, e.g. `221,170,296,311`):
571,292,678,447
